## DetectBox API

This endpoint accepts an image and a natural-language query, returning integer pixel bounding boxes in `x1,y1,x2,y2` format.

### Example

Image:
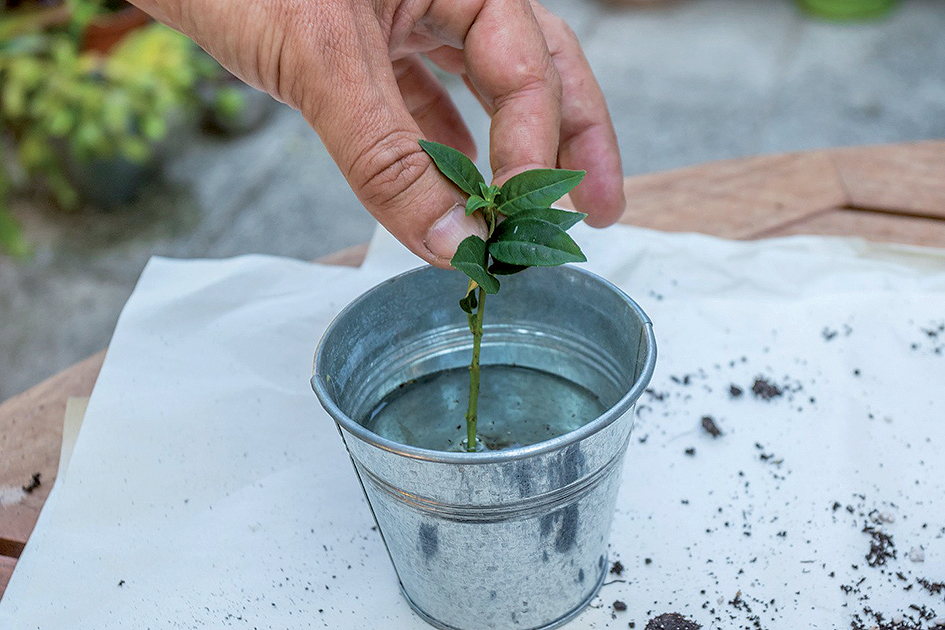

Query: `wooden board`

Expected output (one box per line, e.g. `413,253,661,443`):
616,151,848,239
758,208,945,247
609,140,945,247
832,141,945,219
0,351,105,549
1,140,944,600
0,556,15,596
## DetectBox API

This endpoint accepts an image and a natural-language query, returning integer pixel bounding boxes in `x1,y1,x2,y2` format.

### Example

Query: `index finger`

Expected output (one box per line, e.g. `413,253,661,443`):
442,0,563,185
530,2,625,226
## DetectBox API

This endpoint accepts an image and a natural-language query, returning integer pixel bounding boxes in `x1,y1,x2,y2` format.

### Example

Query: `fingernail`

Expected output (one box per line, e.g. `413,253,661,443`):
424,203,487,261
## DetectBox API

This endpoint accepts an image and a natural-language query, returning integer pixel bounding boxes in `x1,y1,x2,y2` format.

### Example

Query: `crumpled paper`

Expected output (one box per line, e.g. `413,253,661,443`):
2,223,944,629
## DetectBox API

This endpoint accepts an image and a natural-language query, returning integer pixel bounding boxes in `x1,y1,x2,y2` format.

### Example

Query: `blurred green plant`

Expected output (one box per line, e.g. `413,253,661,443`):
212,86,247,122
66,0,104,36
0,167,33,258
0,21,199,210
798,0,897,19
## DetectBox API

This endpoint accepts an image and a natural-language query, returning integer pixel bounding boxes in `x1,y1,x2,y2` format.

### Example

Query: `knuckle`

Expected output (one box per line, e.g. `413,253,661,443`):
495,64,560,109
550,14,573,40
350,131,433,210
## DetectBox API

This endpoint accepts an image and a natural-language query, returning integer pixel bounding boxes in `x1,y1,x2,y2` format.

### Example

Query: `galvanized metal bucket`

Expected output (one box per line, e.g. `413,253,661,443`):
312,265,656,630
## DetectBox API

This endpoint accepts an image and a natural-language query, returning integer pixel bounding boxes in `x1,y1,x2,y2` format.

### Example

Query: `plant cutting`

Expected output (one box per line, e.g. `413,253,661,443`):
312,144,656,630
418,139,588,453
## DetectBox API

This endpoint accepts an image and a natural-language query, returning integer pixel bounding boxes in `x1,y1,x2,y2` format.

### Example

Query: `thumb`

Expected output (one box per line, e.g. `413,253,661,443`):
331,131,488,267
425,201,489,265
287,19,486,265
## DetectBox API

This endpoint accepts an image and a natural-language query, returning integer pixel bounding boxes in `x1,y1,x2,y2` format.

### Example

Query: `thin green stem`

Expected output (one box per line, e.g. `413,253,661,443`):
465,286,486,452
463,204,496,452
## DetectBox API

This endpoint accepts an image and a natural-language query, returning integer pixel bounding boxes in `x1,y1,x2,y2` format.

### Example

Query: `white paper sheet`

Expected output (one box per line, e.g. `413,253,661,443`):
2,224,944,629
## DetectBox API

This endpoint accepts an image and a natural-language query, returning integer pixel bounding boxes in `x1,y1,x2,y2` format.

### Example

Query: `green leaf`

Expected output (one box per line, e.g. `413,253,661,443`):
489,261,528,276
419,139,485,197
497,169,585,216
451,235,500,294
459,289,478,314
488,217,586,266
465,195,490,216
513,207,587,230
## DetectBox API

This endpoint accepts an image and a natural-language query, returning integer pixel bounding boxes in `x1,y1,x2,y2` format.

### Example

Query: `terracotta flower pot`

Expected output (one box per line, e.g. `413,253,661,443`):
81,5,150,54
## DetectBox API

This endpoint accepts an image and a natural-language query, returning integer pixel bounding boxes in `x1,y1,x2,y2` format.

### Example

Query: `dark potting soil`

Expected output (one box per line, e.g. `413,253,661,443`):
701,415,722,438
750,377,782,400
917,578,945,596
863,525,896,567
852,607,945,630
611,342,941,628
728,591,764,630
611,560,625,576
911,320,945,355
22,472,41,494
644,612,702,630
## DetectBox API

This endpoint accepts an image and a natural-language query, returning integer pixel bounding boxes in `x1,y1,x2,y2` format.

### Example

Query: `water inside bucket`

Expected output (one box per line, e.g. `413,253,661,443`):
361,364,607,452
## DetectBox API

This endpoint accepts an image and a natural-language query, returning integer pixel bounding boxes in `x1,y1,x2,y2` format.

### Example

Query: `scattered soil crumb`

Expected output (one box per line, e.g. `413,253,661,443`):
863,525,896,567
684,447,696,457
645,613,701,630
701,416,722,438
613,600,627,612
610,561,624,576
645,388,668,402
917,578,944,596
728,591,764,629
729,384,743,398
852,605,945,630
751,377,783,400
22,472,41,494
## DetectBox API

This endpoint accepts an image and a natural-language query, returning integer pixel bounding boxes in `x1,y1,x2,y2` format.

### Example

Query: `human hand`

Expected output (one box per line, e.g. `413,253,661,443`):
128,0,625,266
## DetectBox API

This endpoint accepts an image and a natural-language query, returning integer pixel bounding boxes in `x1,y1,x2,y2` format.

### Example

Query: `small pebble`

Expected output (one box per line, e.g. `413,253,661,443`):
613,600,627,612
909,547,925,563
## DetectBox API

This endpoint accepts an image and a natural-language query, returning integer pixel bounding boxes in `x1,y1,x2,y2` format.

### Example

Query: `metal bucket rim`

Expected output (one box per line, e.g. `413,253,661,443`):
312,264,657,465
